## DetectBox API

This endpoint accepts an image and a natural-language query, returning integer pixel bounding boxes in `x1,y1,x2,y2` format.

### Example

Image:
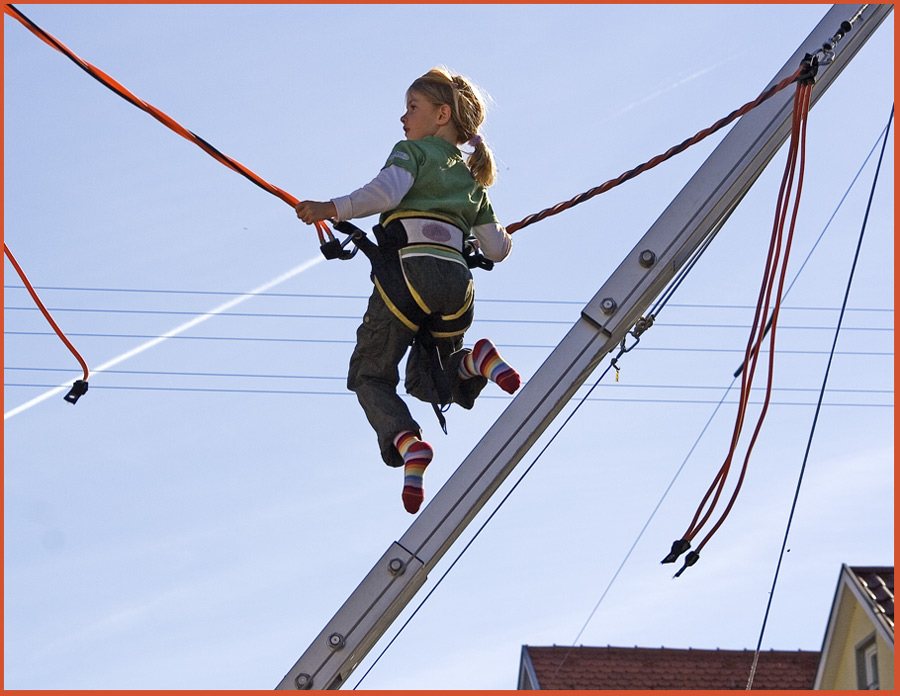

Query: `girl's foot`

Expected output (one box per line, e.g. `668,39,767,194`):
459,338,521,394
394,431,434,514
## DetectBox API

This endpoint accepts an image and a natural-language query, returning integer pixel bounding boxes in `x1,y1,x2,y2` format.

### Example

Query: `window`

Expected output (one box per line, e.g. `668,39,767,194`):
855,635,879,689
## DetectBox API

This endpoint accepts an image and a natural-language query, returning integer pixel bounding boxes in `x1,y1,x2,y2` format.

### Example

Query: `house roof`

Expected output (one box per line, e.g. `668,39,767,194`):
847,565,894,635
520,645,820,690
813,565,894,688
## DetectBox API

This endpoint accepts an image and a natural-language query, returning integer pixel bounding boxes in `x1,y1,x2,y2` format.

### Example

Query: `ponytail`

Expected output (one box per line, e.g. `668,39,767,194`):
409,67,498,187
466,137,497,188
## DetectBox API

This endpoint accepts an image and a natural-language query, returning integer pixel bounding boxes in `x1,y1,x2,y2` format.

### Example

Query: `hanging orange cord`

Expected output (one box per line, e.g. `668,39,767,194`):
662,69,816,577
4,243,91,403
4,4,334,404
3,4,333,243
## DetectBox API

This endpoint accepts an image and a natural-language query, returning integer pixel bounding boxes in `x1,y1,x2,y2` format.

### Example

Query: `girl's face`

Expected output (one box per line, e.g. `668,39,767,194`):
401,90,448,141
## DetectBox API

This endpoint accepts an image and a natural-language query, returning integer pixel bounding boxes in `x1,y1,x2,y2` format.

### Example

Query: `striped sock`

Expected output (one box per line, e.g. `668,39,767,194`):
459,338,521,394
394,431,434,514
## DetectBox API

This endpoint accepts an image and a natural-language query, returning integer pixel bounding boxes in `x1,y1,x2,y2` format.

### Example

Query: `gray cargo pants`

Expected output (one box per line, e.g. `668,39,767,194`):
347,254,488,468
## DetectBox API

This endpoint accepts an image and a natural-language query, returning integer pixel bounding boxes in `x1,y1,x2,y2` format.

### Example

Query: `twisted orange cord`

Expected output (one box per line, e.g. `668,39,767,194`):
505,65,806,234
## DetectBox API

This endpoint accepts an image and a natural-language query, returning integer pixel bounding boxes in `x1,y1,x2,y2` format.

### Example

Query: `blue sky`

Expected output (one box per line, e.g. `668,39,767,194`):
3,4,894,690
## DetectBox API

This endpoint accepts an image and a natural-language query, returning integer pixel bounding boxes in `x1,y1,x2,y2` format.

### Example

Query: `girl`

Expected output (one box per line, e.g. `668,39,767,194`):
296,67,520,514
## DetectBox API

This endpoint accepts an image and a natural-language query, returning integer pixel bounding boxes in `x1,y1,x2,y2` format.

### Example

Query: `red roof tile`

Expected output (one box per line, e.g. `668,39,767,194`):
523,645,820,690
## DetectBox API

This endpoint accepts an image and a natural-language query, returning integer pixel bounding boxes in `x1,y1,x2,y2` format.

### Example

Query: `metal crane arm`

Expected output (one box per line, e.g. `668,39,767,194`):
277,5,892,689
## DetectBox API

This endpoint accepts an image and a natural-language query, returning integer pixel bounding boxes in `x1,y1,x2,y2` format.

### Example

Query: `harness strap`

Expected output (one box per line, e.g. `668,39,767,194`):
339,221,473,337
411,326,452,434
333,220,472,429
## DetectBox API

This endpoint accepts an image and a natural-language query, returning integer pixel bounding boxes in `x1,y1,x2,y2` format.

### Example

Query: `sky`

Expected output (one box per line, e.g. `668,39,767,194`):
3,3,894,691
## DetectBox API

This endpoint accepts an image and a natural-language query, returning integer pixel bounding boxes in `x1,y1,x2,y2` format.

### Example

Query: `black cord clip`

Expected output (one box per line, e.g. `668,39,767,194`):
319,220,368,261
661,538,691,564
319,234,358,261
797,53,819,86
674,551,700,578
63,379,89,404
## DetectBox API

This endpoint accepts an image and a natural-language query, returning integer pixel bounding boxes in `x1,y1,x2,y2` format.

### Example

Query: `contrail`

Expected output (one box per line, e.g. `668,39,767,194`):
598,52,746,126
4,254,326,420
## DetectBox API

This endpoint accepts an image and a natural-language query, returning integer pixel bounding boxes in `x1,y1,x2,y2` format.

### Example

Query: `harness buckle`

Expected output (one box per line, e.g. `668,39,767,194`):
464,241,494,271
318,220,360,261
319,238,357,261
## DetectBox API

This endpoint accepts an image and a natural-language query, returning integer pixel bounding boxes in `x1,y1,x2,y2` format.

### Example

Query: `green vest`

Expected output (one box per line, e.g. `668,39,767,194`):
380,136,498,233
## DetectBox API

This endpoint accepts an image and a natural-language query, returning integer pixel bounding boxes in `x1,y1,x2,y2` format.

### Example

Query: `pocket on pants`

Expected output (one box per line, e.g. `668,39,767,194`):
348,294,413,390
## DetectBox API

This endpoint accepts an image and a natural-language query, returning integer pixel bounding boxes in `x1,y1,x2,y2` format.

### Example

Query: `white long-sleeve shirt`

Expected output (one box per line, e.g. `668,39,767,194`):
330,139,512,263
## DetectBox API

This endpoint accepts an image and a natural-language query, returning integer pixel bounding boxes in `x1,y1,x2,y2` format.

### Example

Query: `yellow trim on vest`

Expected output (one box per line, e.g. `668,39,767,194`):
383,210,459,228
374,276,419,332
399,259,432,316
431,326,468,339
399,243,468,267
399,252,473,326
441,280,474,322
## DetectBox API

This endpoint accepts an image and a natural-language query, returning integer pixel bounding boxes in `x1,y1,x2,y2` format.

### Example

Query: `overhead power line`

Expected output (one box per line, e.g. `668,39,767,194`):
3,285,895,314
3,305,894,333
3,365,893,394
2,330,893,357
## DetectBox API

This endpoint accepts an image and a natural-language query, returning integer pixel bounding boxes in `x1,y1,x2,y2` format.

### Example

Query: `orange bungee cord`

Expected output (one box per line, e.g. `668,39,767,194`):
662,73,816,577
4,243,91,403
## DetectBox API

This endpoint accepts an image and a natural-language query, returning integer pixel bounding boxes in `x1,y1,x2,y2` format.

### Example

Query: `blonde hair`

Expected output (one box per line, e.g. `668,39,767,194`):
408,67,497,187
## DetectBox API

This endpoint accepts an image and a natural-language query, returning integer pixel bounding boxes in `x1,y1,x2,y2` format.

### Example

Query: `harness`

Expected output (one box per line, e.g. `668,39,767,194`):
323,219,493,431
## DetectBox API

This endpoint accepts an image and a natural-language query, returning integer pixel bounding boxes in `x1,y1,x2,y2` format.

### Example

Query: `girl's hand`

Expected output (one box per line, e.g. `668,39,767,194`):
295,200,337,224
